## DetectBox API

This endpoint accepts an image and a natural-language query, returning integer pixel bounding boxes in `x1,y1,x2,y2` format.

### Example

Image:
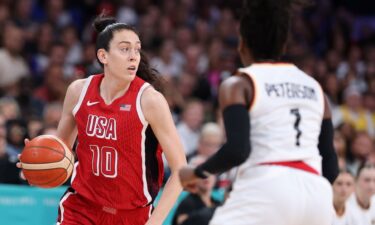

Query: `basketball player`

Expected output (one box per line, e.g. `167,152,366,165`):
179,0,339,225
19,16,187,225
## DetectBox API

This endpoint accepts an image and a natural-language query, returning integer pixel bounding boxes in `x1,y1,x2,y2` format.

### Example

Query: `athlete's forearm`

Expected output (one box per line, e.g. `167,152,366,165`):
147,172,183,225
318,118,339,184
195,104,251,175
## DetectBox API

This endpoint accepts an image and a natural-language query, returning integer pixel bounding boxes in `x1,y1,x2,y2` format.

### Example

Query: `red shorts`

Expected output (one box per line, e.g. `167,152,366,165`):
57,188,152,225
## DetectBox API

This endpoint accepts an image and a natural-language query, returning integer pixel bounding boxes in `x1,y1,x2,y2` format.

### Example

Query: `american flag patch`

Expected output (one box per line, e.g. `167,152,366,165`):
120,104,131,111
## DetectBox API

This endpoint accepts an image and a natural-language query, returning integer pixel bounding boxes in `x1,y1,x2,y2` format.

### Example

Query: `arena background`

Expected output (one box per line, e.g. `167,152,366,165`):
0,0,374,224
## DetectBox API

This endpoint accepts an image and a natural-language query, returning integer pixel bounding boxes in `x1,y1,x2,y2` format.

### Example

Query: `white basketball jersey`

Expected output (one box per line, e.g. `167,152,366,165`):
332,203,363,225
237,63,325,175
347,194,375,225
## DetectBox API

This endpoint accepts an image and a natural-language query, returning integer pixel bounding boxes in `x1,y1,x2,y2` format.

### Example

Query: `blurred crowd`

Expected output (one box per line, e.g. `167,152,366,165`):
0,0,375,224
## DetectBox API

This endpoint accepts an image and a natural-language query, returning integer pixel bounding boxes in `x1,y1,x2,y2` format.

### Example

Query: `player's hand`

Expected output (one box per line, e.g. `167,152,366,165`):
16,154,27,180
16,154,22,168
24,138,30,146
16,138,30,180
16,138,29,169
179,166,200,193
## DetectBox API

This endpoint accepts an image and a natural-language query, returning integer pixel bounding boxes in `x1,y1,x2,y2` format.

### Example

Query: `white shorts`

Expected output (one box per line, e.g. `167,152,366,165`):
209,165,333,225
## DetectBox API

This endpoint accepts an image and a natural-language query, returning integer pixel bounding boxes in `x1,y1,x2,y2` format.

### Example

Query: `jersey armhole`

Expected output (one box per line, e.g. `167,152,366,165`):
72,76,93,116
136,82,151,125
235,71,256,111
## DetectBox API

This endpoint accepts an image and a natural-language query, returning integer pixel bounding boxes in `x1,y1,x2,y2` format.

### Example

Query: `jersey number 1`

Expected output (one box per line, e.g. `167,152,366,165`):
290,108,301,146
90,145,118,178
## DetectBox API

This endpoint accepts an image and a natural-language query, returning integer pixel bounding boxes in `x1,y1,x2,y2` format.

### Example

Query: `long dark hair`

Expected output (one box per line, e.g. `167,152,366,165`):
239,0,313,61
93,16,164,91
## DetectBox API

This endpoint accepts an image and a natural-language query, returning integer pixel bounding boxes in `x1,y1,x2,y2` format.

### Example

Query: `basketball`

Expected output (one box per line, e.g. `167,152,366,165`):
20,135,75,188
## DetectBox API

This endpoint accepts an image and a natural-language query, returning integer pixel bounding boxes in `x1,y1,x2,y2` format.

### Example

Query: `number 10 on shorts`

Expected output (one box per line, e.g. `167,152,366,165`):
90,145,118,178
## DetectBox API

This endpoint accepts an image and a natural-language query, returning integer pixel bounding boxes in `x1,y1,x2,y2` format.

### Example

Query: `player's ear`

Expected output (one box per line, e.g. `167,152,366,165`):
97,49,108,65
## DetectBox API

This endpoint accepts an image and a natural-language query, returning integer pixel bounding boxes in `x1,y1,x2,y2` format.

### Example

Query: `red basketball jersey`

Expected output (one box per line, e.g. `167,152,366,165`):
71,74,164,209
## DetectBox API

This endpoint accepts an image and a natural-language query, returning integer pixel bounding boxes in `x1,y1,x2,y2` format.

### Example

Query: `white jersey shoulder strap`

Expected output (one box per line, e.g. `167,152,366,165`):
72,76,94,116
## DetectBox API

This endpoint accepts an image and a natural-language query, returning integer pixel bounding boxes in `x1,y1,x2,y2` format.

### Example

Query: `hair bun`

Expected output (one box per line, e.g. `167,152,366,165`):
93,16,117,33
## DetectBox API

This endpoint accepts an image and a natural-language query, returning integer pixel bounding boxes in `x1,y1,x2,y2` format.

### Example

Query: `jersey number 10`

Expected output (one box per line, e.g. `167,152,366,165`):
90,145,118,178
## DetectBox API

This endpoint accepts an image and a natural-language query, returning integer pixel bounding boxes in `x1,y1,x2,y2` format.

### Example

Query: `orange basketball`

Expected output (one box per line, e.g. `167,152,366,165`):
20,135,75,188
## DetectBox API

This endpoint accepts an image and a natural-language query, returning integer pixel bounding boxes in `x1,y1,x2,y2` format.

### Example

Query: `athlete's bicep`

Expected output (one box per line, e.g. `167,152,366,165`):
218,75,253,110
323,94,332,119
56,80,84,149
195,75,253,175
142,88,187,171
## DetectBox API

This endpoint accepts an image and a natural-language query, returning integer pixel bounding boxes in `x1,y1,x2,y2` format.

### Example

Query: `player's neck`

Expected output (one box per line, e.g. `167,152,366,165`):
241,56,253,68
333,202,346,216
5,48,19,58
356,193,370,210
100,76,131,105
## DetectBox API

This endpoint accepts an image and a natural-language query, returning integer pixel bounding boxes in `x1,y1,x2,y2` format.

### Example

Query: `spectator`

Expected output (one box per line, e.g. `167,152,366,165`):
12,0,37,43
334,87,375,137
347,162,375,224
151,39,182,78
46,42,75,78
27,117,43,139
31,22,54,81
206,38,226,98
183,44,208,78
333,131,348,170
75,42,102,78
0,114,23,184
44,0,72,29
176,73,198,103
332,170,358,225
0,4,10,27
337,45,366,82
322,73,342,109
156,15,174,40
347,132,374,175
0,22,29,95
15,77,45,120
5,118,27,161
177,99,205,156
42,102,63,128
61,25,83,71
187,122,223,161
0,97,21,120
163,78,184,123
34,64,68,103
116,0,138,26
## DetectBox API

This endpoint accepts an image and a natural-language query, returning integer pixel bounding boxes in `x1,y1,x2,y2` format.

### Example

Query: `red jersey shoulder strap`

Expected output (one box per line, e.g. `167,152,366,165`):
72,75,101,116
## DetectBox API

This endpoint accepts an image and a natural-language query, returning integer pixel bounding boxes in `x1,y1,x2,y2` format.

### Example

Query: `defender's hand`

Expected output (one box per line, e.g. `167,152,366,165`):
179,166,201,193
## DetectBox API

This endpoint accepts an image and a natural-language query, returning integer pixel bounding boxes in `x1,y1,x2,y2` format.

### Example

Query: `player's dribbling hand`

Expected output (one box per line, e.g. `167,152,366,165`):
178,166,200,193
16,138,30,180
16,154,27,181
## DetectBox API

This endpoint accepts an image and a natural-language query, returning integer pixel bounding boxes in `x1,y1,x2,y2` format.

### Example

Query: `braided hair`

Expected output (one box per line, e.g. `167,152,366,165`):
239,0,313,61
